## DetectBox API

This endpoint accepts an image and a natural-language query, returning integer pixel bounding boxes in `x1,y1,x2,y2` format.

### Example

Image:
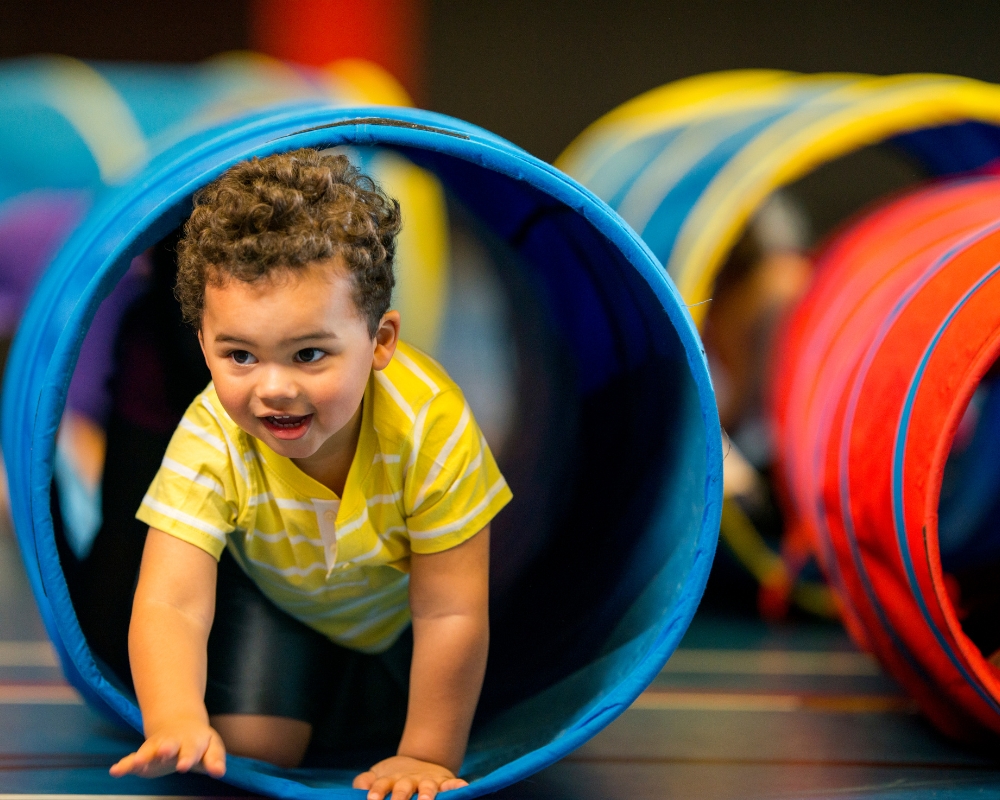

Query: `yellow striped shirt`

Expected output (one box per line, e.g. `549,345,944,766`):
136,342,511,653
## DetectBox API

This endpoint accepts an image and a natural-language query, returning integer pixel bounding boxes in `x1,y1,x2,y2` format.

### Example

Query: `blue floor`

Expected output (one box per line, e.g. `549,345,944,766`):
2,506,999,799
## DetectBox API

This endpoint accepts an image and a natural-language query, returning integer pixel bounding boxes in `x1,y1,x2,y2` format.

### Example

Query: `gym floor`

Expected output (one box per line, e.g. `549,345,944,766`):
3,514,999,800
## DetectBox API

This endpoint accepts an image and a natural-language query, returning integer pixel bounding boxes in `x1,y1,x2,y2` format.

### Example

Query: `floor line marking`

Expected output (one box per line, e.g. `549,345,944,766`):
0,642,58,668
563,754,1000,771
0,684,82,705
662,648,881,676
631,690,917,713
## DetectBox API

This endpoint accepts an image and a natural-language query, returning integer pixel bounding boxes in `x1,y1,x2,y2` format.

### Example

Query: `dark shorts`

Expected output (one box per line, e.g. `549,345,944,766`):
205,551,411,760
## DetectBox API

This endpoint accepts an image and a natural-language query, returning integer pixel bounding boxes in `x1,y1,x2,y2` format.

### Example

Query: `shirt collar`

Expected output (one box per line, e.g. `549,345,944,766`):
256,372,377,525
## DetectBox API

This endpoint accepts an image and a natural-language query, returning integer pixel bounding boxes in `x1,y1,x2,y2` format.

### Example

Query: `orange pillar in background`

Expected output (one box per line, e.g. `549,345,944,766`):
250,0,427,104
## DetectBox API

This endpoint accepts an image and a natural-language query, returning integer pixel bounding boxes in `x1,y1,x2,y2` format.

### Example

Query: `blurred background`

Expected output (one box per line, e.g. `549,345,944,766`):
6,3,1000,797
2,0,999,162
5,0,1000,653
5,0,1000,661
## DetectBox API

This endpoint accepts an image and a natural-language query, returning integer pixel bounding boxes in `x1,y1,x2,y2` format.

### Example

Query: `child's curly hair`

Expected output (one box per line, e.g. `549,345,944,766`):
176,148,401,336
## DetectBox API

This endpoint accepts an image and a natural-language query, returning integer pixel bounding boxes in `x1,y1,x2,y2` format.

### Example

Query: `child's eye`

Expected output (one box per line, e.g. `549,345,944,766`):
295,348,325,363
230,350,257,365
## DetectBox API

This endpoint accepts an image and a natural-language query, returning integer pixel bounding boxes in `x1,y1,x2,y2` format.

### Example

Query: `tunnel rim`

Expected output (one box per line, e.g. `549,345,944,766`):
2,101,722,799
557,70,1000,326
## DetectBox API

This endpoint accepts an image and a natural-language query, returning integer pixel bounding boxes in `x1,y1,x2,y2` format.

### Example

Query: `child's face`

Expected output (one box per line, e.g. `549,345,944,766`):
198,258,398,463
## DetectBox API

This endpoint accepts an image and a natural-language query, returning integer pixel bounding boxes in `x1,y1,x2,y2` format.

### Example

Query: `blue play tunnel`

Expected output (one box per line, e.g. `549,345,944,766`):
1,104,722,798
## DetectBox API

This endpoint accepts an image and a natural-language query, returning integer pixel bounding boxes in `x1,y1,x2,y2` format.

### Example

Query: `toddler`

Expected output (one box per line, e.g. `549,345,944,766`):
109,149,511,800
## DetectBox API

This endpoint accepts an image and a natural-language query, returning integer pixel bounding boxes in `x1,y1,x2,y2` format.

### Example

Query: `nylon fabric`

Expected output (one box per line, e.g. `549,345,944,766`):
557,70,1000,326
0,103,722,798
772,176,1000,741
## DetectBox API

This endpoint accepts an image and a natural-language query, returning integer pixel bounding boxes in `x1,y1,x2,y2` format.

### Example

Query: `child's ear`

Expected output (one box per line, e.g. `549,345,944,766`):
372,310,400,371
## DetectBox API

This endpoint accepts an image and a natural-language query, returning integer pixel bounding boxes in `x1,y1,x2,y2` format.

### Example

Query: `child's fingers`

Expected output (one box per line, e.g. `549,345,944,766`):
366,776,395,800
353,771,377,790
110,732,223,781
109,752,138,777
112,752,176,779
122,737,179,778
175,735,208,773
357,768,464,800
390,777,416,800
110,749,164,779
201,732,227,777
139,747,179,778
138,758,181,779
150,737,181,764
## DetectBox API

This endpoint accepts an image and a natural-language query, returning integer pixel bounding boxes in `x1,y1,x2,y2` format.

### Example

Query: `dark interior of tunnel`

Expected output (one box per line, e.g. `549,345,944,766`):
44,161,702,770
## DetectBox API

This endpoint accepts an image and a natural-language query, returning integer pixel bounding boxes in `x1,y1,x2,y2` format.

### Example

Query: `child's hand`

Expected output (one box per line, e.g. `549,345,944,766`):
109,719,226,779
353,755,467,800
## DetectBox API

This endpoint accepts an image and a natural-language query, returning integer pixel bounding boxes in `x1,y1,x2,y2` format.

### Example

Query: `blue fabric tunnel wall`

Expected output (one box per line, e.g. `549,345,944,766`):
1,104,722,799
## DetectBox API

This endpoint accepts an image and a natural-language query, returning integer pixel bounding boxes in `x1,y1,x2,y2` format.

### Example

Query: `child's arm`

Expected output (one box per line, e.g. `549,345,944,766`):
354,525,490,800
109,528,226,779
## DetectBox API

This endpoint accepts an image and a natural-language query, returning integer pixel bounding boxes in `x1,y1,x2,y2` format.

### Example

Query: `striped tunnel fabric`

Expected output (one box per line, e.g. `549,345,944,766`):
0,54,450,354
1,103,722,798
557,70,1000,325
771,175,1000,741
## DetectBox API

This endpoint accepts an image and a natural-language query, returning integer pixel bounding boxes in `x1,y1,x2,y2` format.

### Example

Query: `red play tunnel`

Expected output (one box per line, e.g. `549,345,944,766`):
772,175,1000,740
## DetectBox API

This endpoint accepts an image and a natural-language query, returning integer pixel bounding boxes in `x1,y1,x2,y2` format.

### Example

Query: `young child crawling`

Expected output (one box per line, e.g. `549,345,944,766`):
109,149,511,800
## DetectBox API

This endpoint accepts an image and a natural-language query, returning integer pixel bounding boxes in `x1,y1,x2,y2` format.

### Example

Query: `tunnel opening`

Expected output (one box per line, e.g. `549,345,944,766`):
5,107,720,795
936,361,1000,670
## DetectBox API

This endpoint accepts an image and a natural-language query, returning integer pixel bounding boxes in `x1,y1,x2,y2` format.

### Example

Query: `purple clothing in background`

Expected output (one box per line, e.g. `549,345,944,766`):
0,190,90,336
0,189,152,427
67,254,152,426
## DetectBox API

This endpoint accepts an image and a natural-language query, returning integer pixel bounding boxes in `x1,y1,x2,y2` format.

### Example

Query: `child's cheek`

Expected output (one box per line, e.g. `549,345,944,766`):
214,382,255,430
315,381,361,428
316,388,349,423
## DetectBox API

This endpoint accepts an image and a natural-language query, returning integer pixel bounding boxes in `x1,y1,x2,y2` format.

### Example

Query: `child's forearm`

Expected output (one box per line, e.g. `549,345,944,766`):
398,611,489,773
129,529,218,736
129,597,213,733
112,589,225,779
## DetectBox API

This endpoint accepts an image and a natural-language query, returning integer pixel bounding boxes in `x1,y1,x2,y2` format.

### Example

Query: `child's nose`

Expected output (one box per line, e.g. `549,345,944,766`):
255,364,299,403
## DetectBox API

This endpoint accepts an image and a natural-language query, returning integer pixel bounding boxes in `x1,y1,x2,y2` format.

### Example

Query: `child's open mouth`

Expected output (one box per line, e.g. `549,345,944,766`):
260,414,313,440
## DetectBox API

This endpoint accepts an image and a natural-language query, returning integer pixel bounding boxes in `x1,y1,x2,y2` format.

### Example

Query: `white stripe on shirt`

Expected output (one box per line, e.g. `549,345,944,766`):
336,507,369,537
352,539,386,563
375,371,415,422
405,400,431,475
458,446,485,484
298,579,405,620
200,396,249,484
368,491,402,506
334,600,410,638
140,494,228,543
408,477,507,539
246,528,324,548
436,441,484,500
161,456,225,496
179,417,226,454
413,404,471,509
276,498,317,511
244,555,329,579
392,349,440,393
